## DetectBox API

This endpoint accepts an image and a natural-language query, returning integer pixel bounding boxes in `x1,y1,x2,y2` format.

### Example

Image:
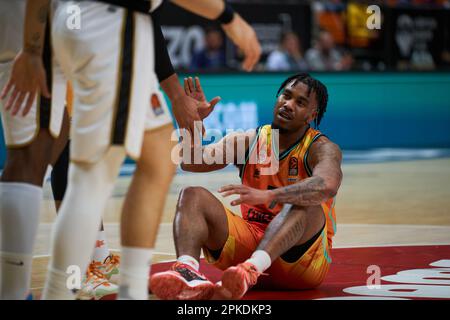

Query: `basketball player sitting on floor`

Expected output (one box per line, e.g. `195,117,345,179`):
150,74,343,300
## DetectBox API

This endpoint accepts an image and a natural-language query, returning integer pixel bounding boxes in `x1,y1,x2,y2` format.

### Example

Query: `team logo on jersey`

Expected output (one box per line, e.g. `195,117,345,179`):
289,157,298,176
150,93,164,116
257,149,267,164
253,168,260,179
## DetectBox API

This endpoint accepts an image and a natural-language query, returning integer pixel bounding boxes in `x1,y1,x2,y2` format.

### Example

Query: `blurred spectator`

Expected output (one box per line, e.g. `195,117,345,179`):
266,31,308,71
312,0,346,46
410,42,436,70
305,30,353,71
190,27,226,71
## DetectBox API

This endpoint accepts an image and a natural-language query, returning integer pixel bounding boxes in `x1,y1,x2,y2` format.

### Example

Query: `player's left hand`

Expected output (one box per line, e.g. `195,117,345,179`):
184,76,221,120
219,184,274,206
0,51,50,117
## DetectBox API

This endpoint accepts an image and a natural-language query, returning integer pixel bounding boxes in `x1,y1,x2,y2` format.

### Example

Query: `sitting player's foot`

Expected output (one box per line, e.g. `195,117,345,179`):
150,262,215,300
77,261,118,300
220,262,261,299
100,253,120,284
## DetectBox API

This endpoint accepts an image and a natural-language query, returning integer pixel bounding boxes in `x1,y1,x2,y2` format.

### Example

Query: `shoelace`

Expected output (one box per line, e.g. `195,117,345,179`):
86,261,108,283
104,254,120,266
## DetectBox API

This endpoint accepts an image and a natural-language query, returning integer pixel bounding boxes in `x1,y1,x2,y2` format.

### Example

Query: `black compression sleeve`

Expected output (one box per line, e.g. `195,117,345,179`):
152,11,175,82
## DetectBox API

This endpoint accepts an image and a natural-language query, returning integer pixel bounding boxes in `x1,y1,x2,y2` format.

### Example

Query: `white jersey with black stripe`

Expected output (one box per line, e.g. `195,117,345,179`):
57,0,163,13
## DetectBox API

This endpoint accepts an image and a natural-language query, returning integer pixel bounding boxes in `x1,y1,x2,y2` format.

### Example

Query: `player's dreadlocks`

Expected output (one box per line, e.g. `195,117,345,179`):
276,73,328,128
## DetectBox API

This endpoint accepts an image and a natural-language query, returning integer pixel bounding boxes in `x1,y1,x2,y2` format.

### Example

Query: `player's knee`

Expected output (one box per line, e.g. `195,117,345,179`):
68,147,125,194
177,186,210,209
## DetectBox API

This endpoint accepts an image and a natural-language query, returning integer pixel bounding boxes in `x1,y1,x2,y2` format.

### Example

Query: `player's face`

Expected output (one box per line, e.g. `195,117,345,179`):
273,81,318,133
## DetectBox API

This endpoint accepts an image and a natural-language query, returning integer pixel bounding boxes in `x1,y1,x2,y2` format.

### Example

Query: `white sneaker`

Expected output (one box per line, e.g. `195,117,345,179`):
77,261,118,300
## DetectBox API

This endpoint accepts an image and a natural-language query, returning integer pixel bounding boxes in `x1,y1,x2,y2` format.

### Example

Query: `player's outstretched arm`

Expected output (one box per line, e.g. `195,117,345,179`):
170,0,261,71
0,0,51,117
179,130,255,173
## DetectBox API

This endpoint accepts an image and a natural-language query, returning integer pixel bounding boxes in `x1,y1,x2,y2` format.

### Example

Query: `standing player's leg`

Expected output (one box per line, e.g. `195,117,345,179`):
51,82,115,268
51,140,117,265
43,2,142,300
50,140,119,300
150,186,231,300
118,124,176,300
43,146,125,300
0,41,70,299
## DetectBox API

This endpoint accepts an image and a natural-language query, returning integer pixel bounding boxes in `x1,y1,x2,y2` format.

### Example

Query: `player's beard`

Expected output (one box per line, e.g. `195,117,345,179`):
271,122,290,135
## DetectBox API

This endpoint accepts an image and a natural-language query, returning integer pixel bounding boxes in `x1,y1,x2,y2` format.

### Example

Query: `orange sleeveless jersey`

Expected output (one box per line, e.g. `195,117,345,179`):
240,124,337,245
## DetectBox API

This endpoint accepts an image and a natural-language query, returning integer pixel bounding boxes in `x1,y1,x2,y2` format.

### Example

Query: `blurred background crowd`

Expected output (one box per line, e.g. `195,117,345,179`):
159,0,450,72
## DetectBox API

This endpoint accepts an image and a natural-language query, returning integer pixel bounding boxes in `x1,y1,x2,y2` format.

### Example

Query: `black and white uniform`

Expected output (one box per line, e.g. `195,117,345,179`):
51,0,171,163
0,0,66,148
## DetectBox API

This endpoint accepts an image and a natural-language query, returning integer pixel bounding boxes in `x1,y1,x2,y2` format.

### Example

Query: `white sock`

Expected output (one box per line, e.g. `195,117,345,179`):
42,267,76,300
245,250,272,273
0,182,42,300
92,230,110,263
0,252,33,300
118,246,153,300
177,255,199,271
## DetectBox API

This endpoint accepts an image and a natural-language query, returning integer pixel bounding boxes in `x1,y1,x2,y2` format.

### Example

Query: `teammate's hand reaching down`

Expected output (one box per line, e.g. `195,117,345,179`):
0,51,50,117
221,13,261,72
171,0,261,72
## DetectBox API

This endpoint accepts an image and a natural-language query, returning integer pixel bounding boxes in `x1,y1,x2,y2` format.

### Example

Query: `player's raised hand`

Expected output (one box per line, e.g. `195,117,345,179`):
1,51,50,117
184,76,221,120
221,13,261,72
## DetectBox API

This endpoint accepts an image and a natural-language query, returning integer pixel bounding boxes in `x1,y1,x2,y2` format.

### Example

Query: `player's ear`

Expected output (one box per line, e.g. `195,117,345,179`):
308,107,318,123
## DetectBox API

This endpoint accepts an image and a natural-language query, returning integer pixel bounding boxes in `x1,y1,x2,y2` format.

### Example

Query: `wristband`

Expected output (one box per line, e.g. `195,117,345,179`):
217,3,235,25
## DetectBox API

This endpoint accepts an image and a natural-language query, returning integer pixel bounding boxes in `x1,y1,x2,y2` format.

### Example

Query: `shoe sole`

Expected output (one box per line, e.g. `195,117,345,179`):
150,272,215,300
221,268,247,299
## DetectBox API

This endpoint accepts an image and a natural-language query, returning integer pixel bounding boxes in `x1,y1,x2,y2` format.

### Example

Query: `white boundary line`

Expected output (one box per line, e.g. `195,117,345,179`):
33,243,450,259
333,243,450,249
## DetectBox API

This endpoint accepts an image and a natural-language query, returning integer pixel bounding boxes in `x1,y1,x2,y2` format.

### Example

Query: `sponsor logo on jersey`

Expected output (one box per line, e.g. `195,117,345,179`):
289,157,298,176
151,93,164,116
246,208,273,224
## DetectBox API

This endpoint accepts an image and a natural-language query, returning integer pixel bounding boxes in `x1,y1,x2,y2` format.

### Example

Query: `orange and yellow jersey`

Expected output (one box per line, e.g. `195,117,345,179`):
239,124,337,245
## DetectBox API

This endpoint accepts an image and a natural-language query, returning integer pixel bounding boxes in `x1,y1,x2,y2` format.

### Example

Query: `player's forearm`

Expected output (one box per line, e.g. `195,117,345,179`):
23,0,50,56
269,176,337,207
160,73,184,102
181,162,227,173
180,145,228,172
171,0,225,20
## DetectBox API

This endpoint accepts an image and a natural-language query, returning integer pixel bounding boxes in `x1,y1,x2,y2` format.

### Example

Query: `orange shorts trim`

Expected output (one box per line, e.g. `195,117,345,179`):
203,205,332,290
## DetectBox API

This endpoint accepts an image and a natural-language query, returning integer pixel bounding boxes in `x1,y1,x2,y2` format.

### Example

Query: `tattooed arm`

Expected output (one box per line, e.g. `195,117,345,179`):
270,137,343,206
23,0,49,55
180,130,256,172
219,137,342,207
1,0,50,116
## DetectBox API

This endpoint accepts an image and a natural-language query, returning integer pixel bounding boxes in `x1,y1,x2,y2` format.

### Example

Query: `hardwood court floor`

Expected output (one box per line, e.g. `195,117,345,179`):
31,158,450,297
